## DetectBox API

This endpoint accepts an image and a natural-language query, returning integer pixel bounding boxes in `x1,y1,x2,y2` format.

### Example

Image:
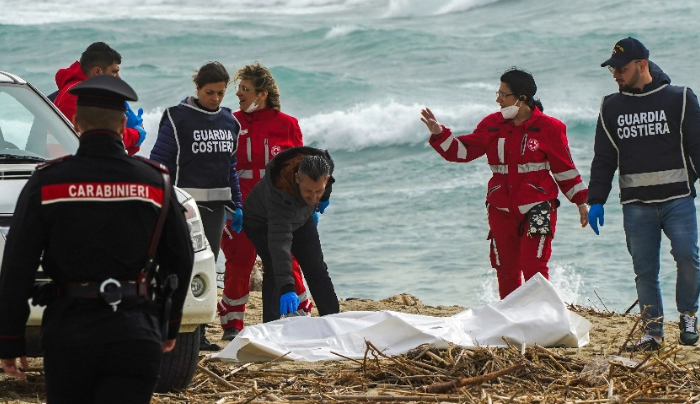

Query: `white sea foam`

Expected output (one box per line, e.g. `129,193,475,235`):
384,0,500,18
549,262,583,307
434,0,500,14
300,100,490,151
0,0,407,25
298,100,596,151
136,101,489,155
0,0,502,25
545,106,600,126
477,262,583,307
135,99,597,160
458,82,495,90
325,25,365,39
0,0,349,24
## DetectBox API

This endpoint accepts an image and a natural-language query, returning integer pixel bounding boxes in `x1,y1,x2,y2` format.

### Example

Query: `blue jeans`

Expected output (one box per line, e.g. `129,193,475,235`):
623,196,700,337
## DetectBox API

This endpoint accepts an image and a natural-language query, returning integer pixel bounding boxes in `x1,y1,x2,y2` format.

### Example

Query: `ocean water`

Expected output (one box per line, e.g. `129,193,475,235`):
3,0,700,312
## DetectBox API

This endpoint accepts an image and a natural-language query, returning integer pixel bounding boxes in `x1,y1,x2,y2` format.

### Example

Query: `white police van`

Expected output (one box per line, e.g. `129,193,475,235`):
0,71,217,392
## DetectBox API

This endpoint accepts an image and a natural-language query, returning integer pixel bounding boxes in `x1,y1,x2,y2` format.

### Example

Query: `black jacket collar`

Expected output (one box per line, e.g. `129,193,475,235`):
76,130,128,157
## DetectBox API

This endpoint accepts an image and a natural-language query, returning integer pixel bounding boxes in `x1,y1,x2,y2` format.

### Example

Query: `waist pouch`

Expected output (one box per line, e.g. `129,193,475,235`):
526,201,552,236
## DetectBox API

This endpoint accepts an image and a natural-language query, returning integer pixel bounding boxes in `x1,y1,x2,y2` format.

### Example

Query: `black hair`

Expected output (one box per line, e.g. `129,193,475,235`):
192,61,230,88
79,42,122,74
298,155,331,181
500,67,544,112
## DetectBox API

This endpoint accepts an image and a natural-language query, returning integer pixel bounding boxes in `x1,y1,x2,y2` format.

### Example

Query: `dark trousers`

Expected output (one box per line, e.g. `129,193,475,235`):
44,339,162,404
244,219,340,322
198,204,225,261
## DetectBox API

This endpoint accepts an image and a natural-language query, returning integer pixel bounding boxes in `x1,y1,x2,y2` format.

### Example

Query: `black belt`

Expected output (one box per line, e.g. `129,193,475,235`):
61,279,149,300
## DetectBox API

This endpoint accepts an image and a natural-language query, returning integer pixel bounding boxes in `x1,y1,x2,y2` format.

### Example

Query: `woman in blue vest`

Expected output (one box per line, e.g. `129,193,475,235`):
150,61,243,351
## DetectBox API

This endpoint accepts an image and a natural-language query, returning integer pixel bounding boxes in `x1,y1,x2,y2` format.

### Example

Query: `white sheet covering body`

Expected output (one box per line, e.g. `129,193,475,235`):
214,273,592,362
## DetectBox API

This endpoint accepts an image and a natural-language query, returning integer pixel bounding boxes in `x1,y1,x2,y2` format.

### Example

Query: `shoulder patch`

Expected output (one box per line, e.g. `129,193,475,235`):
487,127,500,132
133,155,169,174
36,155,74,170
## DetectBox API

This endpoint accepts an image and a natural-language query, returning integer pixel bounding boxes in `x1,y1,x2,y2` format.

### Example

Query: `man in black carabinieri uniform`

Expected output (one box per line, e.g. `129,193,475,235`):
0,75,194,404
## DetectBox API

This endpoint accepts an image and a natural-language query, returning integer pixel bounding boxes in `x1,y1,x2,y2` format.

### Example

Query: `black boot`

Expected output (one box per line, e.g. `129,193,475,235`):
199,325,221,351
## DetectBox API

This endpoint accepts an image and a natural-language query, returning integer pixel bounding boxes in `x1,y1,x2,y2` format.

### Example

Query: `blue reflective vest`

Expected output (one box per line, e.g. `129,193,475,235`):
589,74,700,205
152,97,242,209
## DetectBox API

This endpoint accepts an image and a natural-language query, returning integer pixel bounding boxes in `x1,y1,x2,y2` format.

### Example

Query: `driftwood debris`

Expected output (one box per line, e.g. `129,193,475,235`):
164,336,700,403
4,305,700,403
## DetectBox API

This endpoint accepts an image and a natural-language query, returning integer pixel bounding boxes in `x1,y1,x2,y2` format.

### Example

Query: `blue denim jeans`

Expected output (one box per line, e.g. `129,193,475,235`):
623,196,700,337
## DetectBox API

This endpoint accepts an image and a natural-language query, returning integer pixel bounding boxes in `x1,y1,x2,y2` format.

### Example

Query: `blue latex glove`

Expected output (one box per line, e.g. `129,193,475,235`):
134,125,147,146
316,199,330,214
125,102,144,128
312,212,319,225
588,204,604,235
279,291,300,317
228,207,243,233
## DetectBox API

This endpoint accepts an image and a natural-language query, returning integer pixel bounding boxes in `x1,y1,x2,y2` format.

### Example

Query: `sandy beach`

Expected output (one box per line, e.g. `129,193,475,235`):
3,288,700,403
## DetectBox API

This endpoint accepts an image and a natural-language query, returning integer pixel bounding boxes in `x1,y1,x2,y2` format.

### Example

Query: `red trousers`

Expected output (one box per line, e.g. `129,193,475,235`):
487,205,557,299
217,225,312,331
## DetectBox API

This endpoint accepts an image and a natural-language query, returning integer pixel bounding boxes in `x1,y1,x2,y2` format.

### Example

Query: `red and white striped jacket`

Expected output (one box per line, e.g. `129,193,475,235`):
429,107,588,214
233,108,303,201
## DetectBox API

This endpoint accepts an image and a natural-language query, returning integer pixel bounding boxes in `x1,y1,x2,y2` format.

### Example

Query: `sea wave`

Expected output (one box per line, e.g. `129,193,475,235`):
325,24,365,39
299,100,492,150
0,0,368,24
384,0,500,18
0,0,503,25
135,100,598,156
299,101,597,151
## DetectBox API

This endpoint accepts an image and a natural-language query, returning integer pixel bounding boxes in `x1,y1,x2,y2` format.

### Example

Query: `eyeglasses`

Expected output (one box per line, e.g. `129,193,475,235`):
496,91,514,98
608,60,641,75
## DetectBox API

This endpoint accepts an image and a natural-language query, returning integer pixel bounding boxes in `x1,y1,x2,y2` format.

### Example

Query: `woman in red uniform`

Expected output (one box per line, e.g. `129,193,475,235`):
421,67,589,299
218,63,311,340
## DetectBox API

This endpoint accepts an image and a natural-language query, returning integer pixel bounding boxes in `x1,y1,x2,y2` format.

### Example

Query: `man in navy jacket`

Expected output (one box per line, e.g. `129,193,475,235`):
588,37,700,352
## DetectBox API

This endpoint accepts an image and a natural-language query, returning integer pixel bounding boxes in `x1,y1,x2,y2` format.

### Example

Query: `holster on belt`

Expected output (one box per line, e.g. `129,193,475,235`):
154,273,178,341
31,281,59,307
144,170,176,341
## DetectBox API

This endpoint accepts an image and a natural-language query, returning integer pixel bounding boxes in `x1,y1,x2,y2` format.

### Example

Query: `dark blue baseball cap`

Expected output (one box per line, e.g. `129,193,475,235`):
601,37,650,68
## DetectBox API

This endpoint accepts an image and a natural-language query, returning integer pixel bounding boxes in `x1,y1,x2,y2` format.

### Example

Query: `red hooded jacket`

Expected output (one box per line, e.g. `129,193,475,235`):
54,61,141,155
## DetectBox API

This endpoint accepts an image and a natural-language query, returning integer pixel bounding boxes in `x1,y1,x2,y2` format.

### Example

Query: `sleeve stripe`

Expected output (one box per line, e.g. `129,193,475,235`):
565,182,587,201
440,136,468,160
553,169,581,182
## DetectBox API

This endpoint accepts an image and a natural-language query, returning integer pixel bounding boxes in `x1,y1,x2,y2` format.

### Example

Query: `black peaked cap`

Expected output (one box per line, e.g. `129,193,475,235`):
69,75,138,111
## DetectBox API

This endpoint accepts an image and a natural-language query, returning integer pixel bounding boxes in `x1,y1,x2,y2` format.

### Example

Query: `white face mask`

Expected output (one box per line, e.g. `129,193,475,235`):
245,98,260,113
500,102,521,120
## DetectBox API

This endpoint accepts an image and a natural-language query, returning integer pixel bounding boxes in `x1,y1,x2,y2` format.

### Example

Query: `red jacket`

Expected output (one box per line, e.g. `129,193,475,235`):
234,107,303,200
54,61,141,155
430,107,587,215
